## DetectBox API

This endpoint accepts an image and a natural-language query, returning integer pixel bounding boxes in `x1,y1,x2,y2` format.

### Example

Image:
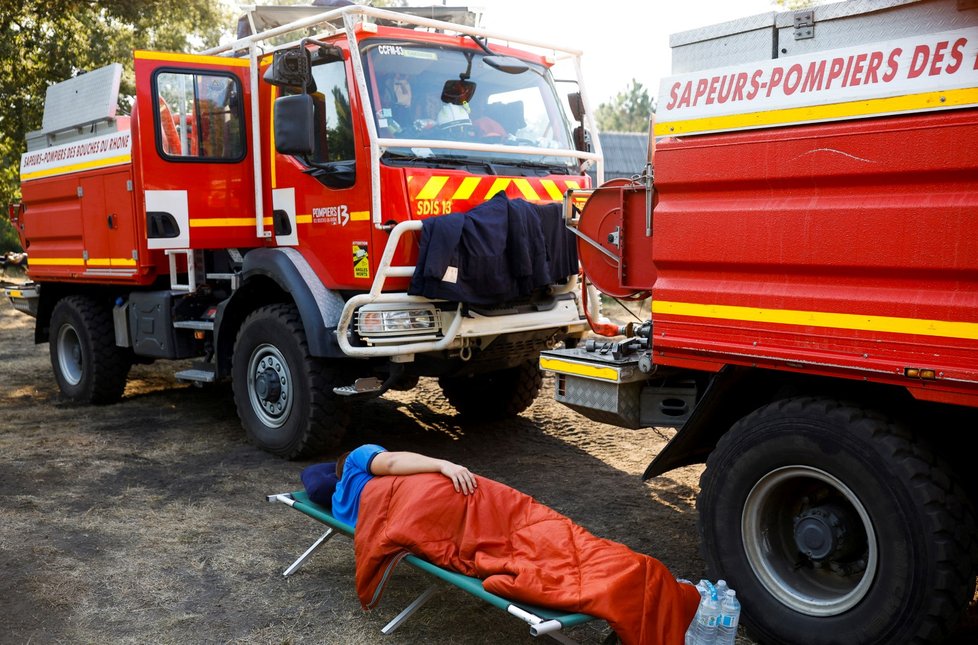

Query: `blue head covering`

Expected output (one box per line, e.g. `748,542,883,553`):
301,462,339,508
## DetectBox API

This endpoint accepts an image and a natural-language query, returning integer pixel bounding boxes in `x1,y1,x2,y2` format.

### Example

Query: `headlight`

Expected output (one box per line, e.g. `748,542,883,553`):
356,306,439,337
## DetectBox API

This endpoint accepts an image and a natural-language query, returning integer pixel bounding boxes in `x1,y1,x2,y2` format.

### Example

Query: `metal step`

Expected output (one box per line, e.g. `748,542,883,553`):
175,367,216,383
173,320,215,331
333,377,384,397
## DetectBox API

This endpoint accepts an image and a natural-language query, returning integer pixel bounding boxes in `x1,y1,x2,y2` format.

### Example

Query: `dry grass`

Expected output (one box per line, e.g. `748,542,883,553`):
3,294,973,645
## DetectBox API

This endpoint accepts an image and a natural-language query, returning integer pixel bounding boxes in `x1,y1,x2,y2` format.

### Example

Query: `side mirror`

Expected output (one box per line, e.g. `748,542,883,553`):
264,48,312,92
573,125,591,153
274,94,315,155
442,79,477,105
567,92,585,123
312,43,344,64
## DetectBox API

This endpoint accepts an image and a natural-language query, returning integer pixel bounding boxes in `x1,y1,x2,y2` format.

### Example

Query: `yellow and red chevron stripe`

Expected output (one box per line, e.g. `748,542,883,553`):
407,174,583,204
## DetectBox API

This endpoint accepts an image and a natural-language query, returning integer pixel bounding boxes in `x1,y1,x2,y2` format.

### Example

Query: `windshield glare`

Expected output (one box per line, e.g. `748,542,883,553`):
365,42,574,171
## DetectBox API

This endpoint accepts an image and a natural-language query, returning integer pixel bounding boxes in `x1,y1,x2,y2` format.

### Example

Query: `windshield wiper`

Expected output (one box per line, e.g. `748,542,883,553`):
383,151,496,175
492,159,574,175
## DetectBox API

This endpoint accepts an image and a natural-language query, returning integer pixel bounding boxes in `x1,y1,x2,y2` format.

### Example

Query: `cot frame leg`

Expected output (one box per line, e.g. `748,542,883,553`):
508,605,581,644
283,528,337,577
380,584,441,634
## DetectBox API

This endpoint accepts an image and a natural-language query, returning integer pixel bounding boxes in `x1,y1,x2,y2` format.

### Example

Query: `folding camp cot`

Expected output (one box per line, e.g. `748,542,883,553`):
266,491,598,644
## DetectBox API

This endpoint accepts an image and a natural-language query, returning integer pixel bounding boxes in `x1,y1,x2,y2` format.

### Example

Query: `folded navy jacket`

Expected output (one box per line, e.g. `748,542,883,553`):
408,192,578,305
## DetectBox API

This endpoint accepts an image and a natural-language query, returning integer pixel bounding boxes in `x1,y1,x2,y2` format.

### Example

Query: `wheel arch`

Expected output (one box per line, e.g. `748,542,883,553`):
34,283,128,344
214,248,347,376
643,366,926,480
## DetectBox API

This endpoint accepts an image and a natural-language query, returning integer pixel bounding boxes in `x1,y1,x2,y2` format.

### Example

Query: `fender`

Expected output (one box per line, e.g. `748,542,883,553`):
641,365,905,479
642,366,779,479
217,247,348,360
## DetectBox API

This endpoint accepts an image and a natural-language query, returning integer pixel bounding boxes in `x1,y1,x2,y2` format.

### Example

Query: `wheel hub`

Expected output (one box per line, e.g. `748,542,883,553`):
255,368,282,402
743,465,877,617
247,345,293,428
794,502,863,563
56,324,84,386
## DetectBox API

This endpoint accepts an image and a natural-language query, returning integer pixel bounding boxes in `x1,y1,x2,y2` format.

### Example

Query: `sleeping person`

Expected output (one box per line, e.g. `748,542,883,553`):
301,444,699,645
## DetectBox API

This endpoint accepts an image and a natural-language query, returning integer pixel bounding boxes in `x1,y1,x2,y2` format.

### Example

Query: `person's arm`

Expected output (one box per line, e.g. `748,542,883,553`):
369,451,477,495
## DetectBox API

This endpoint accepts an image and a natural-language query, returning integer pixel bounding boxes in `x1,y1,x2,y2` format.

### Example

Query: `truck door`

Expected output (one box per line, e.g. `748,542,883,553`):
268,51,372,289
132,51,256,252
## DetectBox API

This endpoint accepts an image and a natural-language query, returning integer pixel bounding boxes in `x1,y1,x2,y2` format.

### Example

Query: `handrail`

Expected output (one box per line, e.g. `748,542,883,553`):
333,218,582,358
334,220,466,358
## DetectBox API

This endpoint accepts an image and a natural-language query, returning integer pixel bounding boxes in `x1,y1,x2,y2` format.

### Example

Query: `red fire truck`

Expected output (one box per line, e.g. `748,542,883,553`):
4,5,598,458
541,0,977,643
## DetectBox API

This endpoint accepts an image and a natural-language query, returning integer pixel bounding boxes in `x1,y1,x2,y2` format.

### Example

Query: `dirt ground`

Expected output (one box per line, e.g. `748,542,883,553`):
1,289,975,645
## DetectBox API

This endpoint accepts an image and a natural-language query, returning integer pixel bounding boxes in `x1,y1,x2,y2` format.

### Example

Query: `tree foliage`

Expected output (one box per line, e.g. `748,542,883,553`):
594,79,655,133
0,0,232,251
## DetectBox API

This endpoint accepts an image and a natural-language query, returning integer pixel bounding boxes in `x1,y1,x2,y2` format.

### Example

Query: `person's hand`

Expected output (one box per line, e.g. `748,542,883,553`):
440,461,477,495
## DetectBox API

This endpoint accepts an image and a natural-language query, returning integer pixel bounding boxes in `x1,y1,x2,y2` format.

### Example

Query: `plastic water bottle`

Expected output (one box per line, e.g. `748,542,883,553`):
690,585,720,645
716,590,741,645
685,583,707,645
715,579,729,597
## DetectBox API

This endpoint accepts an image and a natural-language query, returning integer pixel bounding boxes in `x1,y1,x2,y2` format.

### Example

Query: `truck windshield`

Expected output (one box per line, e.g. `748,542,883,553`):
364,41,575,173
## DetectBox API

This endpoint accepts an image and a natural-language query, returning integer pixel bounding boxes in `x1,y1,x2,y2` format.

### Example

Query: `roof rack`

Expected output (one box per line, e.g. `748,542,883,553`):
234,4,484,38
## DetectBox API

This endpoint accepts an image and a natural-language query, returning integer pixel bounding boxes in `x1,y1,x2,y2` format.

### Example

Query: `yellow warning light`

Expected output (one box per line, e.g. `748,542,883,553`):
904,367,937,380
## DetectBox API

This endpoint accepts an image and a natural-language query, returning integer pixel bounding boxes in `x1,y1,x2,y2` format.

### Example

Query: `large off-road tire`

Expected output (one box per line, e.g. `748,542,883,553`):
49,295,131,404
697,397,977,645
232,304,348,459
439,360,542,421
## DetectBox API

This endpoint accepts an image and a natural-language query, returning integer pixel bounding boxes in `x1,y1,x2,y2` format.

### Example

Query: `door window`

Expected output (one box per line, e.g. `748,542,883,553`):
153,71,245,161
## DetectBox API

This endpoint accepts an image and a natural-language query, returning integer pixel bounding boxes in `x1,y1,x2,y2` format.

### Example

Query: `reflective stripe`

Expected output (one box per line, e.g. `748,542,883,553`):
540,179,564,201
654,88,978,137
416,175,449,200
451,176,482,200
408,175,583,203
27,258,85,266
512,178,540,201
27,257,136,267
653,300,978,342
134,50,250,67
21,154,131,181
86,258,137,267
189,217,273,227
484,177,512,199
539,356,621,381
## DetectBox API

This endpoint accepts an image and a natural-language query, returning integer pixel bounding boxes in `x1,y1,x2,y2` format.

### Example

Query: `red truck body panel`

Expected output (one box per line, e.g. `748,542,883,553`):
639,108,978,404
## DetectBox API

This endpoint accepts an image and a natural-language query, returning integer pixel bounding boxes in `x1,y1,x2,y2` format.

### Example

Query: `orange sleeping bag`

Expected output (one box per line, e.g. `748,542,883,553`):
354,473,699,645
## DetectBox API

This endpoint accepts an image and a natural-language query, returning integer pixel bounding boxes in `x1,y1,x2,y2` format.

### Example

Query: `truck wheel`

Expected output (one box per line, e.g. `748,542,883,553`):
697,397,977,645
49,295,131,404
439,360,542,421
232,304,347,459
